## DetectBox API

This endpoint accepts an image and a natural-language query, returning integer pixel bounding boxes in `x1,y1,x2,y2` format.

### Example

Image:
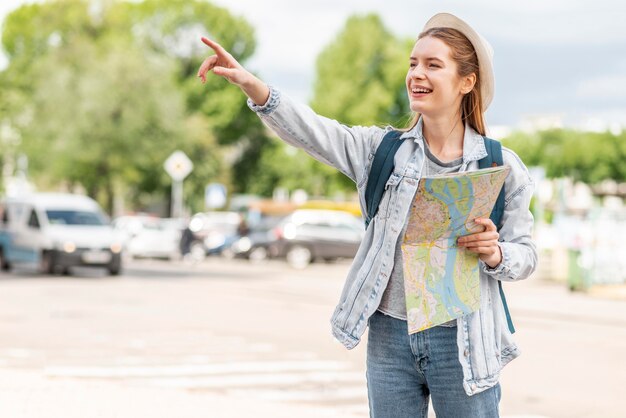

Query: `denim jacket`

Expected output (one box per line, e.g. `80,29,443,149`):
247,86,538,397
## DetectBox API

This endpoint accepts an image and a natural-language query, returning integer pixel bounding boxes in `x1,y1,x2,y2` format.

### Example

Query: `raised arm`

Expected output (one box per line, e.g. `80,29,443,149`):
197,37,386,185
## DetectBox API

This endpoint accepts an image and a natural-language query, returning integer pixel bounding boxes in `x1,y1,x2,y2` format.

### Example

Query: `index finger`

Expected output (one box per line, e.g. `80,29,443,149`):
201,37,228,55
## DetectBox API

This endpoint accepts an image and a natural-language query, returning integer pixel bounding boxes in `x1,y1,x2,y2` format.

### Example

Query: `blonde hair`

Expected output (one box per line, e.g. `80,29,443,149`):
399,27,487,136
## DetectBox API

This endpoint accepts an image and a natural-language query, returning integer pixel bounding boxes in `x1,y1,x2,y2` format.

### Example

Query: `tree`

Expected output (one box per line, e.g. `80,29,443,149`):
0,0,266,213
303,13,412,192
311,14,411,127
18,37,188,212
501,129,625,184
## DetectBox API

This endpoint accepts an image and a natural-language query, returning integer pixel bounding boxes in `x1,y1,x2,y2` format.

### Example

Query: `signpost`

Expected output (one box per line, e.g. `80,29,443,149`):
205,183,227,209
164,151,193,218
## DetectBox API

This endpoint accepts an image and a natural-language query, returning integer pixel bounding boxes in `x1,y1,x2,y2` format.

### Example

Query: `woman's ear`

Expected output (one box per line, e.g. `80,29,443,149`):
461,73,477,94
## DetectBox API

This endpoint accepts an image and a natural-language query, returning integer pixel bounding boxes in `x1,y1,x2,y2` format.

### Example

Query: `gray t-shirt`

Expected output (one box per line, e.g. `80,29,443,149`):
377,140,464,327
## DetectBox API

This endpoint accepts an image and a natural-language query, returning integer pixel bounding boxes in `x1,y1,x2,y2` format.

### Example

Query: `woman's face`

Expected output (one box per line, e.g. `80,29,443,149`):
406,36,474,117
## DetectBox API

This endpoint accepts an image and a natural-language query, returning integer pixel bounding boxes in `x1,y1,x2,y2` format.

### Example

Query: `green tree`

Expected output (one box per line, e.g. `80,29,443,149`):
20,37,189,213
302,13,412,193
311,14,411,127
502,129,625,184
0,0,266,213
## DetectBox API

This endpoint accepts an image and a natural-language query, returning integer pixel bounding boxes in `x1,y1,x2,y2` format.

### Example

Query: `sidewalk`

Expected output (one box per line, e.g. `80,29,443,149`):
0,370,365,418
586,282,626,301
507,275,626,328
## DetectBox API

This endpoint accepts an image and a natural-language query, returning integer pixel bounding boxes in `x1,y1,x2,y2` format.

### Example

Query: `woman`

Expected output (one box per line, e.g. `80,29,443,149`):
198,12,537,418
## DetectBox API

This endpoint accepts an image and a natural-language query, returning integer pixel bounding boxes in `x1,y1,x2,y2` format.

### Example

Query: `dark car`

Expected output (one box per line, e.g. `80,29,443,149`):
268,209,365,269
181,211,241,261
226,216,284,262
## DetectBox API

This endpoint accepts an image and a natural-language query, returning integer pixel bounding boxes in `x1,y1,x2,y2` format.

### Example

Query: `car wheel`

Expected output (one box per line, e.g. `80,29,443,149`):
286,245,312,269
108,255,122,276
221,246,235,260
40,251,55,275
0,249,11,271
248,246,268,263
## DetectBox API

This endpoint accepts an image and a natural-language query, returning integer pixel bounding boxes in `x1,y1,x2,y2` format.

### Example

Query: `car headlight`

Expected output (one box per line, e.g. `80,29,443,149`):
62,242,76,253
236,237,252,252
283,223,297,240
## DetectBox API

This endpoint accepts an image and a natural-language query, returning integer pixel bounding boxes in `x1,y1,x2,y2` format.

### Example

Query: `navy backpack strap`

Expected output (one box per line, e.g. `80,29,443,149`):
479,138,506,229
364,130,404,229
480,137,515,335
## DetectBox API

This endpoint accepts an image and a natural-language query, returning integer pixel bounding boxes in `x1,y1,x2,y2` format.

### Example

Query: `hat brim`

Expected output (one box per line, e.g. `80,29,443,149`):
422,13,494,112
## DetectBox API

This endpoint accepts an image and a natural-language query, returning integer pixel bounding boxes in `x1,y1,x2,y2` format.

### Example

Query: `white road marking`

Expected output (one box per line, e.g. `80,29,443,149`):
45,360,352,378
228,386,368,402
148,371,365,389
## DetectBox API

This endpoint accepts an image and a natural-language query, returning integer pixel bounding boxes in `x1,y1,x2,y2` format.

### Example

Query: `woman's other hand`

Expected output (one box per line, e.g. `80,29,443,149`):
197,37,269,106
457,218,502,268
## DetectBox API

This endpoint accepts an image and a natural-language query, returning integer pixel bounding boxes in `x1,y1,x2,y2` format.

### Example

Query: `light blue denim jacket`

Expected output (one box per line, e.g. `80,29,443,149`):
247,86,538,397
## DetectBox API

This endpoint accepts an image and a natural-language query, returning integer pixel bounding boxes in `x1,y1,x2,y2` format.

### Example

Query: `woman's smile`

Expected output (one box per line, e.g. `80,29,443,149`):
409,85,433,99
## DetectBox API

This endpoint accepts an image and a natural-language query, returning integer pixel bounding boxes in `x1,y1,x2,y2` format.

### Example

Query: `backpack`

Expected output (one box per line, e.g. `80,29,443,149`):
364,129,515,334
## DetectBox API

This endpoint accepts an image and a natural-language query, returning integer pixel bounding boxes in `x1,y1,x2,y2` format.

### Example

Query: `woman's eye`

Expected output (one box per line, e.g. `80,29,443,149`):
430,64,440,68
409,63,416,68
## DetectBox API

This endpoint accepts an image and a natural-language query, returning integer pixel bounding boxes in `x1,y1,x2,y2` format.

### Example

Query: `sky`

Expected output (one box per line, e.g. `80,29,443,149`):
2,0,626,131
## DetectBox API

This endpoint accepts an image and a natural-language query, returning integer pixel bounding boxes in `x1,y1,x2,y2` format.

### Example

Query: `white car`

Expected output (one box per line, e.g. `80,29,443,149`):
112,215,183,260
0,193,123,275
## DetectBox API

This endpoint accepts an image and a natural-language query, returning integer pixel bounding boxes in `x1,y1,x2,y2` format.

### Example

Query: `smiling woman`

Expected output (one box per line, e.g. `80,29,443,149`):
196,11,536,418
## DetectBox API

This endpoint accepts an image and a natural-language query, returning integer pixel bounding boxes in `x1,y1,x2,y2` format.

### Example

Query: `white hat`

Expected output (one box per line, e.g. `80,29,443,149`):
422,12,495,112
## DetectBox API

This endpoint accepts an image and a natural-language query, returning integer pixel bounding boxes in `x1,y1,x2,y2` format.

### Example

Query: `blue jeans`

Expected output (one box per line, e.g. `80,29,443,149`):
366,310,501,417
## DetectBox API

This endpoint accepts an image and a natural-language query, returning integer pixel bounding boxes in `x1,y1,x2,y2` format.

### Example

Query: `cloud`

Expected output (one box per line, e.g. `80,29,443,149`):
576,75,626,101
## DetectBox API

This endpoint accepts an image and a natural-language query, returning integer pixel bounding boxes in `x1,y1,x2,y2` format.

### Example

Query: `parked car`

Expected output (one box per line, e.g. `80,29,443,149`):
226,216,284,261
112,215,184,260
0,193,123,275
183,211,242,261
268,209,365,269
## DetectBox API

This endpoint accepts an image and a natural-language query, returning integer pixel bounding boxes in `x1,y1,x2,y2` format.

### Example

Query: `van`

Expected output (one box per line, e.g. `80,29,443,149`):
0,193,123,275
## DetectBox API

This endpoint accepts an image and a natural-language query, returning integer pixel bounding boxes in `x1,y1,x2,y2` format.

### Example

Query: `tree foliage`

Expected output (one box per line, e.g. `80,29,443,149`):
0,0,265,213
502,129,626,184
310,13,412,127
252,13,413,195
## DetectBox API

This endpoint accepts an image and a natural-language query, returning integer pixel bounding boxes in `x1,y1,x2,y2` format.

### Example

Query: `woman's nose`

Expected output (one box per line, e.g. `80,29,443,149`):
409,65,425,79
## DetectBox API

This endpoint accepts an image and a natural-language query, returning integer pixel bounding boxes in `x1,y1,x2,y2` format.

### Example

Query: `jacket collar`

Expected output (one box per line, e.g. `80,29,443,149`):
399,115,488,163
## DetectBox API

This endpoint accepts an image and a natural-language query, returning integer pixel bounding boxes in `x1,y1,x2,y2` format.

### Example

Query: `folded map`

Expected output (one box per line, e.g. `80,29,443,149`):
401,165,510,334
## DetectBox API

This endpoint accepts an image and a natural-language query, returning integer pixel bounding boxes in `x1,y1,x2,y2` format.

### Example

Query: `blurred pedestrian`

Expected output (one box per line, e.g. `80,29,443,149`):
236,212,250,237
197,12,536,417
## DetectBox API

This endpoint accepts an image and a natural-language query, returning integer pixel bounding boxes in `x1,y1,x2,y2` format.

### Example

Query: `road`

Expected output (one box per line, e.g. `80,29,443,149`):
0,257,625,417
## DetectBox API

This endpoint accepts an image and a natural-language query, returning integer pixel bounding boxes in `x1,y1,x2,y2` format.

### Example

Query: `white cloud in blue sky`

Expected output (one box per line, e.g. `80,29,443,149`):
2,0,626,128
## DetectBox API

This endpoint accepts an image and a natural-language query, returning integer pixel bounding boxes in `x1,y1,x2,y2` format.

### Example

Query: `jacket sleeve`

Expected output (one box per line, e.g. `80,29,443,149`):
480,149,538,282
247,85,386,185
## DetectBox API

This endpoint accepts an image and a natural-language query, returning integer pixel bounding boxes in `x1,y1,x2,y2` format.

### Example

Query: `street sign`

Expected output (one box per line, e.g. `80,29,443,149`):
164,151,193,181
205,183,227,209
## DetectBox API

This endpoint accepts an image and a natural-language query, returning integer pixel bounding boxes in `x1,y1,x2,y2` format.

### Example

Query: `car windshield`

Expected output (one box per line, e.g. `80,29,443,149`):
46,210,108,226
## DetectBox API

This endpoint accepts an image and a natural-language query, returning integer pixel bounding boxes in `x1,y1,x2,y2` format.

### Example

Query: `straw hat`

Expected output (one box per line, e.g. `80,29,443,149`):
422,12,495,111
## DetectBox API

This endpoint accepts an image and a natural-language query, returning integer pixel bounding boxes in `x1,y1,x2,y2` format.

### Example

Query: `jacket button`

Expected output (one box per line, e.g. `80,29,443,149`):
464,348,470,357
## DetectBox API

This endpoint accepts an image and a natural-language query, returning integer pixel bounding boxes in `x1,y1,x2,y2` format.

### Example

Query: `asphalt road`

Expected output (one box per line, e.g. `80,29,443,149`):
0,257,624,417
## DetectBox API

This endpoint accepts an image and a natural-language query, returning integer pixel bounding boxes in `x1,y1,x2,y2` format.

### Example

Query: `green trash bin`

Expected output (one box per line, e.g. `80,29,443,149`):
567,249,589,291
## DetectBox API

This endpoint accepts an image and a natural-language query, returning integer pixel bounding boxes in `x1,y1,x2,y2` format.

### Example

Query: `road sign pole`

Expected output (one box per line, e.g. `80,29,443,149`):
171,180,183,218
164,150,193,219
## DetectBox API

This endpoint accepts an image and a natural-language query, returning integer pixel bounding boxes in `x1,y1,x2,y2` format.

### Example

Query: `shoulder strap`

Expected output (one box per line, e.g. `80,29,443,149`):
364,130,404,229
478,137,505,228
479,136,515,335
